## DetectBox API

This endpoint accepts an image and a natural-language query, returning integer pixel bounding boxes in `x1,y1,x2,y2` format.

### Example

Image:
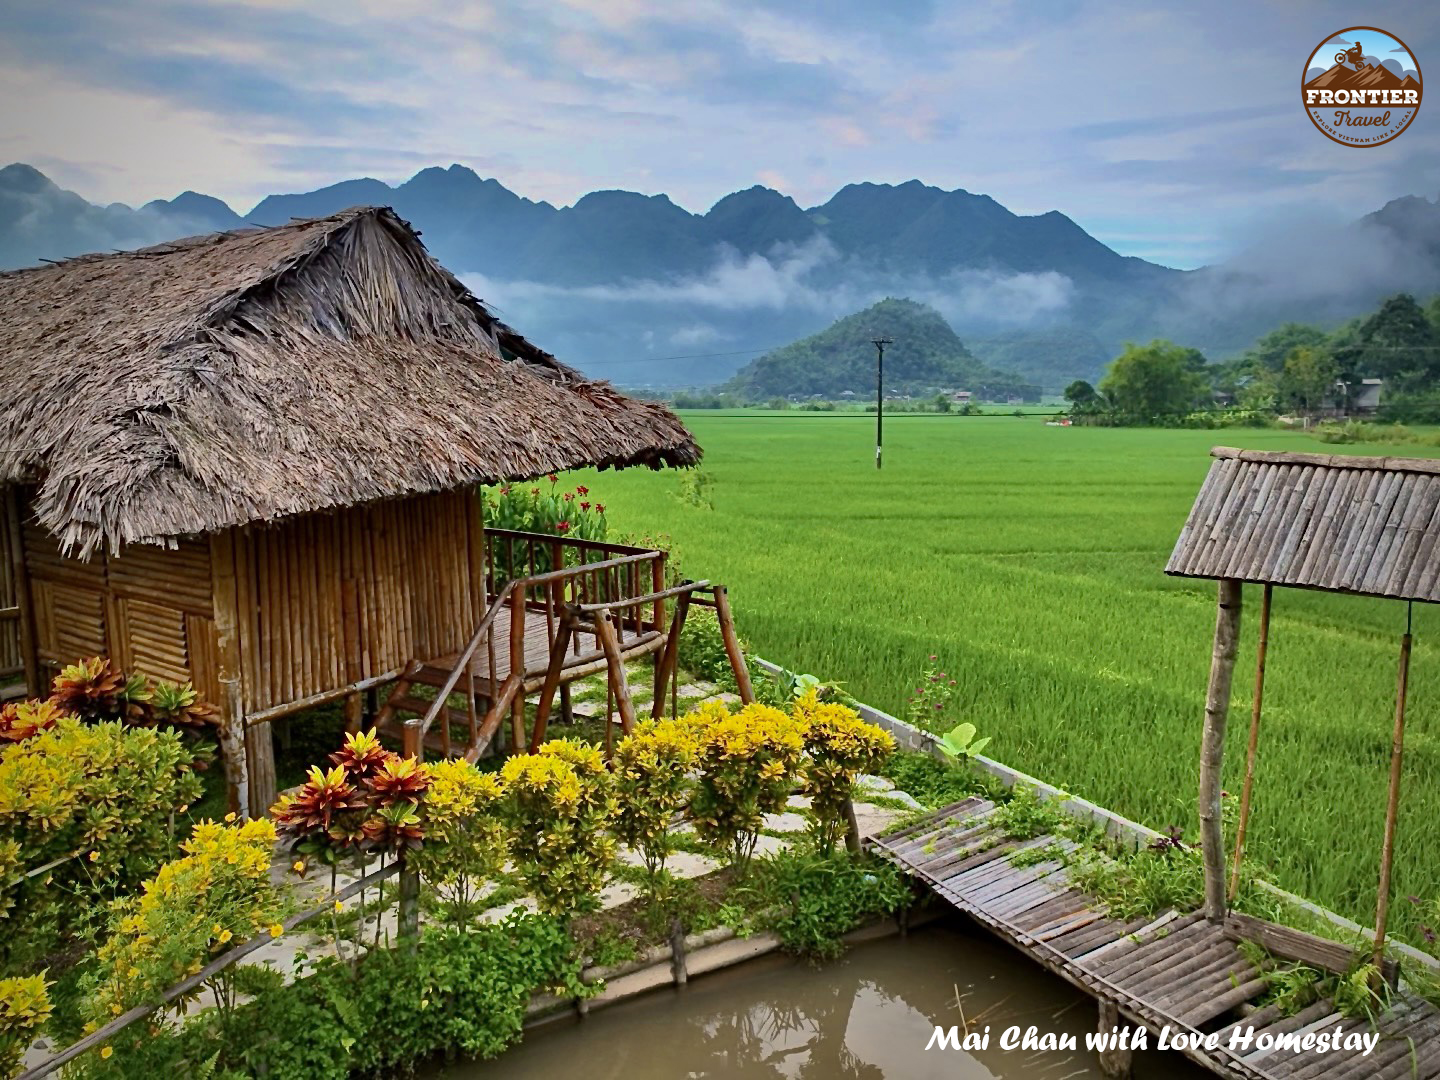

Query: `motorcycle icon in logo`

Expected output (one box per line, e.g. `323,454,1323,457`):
1303,27,1421,147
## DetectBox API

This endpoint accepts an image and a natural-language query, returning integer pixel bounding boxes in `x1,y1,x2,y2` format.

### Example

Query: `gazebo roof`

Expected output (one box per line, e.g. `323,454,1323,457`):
0,206,700,556
1166,447,1440,603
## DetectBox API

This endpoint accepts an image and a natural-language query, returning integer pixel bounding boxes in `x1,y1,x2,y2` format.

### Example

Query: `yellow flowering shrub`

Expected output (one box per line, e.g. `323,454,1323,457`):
689,702,806,872
0,973,51,1079
612,720,698,881
792,692,895,853
412,760,509,923
84,818,284,1028
0,719,202,969
500,739,616,918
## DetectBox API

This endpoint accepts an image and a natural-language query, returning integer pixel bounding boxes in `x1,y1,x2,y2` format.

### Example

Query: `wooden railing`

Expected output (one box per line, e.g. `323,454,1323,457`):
404,538,670,760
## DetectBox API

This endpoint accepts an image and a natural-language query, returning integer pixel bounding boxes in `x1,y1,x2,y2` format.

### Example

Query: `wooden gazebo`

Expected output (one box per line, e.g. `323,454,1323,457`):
0,207,706,816
1168,446,1439,963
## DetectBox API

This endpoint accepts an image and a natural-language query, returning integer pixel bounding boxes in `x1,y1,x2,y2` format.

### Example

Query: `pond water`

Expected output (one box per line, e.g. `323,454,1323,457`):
434,919,1208,1079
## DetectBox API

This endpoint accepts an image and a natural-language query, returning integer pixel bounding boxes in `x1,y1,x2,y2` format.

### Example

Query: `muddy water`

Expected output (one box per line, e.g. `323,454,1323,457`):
435,920,1208,1079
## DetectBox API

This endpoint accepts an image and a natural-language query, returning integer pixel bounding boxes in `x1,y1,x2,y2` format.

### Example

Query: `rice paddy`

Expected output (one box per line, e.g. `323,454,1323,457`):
576,413,1440,945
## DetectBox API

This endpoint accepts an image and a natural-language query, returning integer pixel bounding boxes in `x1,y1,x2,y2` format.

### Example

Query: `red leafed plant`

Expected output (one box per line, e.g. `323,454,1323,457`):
365,755,430,807
272,764,366,840
48,657,127,721
0,699,64,743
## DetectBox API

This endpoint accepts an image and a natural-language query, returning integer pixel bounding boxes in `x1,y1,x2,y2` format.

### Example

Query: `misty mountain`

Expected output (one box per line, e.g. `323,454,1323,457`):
2,163,1437,391
725,298,1036,400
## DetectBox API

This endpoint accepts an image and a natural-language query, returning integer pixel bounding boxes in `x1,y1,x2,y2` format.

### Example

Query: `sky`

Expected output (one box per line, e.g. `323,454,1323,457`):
0,0,1437,268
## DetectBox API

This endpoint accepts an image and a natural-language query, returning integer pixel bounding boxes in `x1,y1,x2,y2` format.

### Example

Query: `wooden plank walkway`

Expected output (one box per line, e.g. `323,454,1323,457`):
872,798,1440,1079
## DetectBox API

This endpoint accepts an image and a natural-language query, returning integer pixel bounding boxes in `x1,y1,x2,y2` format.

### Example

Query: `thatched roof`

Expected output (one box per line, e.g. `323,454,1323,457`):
1166,447,1440,603
0,206,699,556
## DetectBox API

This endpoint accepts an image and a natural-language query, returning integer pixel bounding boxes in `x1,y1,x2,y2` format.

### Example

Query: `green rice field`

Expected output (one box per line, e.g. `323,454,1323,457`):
577,413,1440,945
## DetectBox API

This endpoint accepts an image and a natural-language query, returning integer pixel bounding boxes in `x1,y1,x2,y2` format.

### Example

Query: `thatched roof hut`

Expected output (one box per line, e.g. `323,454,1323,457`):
0,207,700,813
0,205,698,557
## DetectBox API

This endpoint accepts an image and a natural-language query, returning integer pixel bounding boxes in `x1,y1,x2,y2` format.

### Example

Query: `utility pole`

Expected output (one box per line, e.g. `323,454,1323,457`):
873,337,891,469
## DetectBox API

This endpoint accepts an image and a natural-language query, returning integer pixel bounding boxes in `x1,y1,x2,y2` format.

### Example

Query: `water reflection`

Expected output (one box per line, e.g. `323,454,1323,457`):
435,921,1206,1079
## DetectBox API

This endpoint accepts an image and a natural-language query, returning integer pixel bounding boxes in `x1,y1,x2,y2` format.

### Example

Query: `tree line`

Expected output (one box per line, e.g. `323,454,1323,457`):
1064,292,1440,425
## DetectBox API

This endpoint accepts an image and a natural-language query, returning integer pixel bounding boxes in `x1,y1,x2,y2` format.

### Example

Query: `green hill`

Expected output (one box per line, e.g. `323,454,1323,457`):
725,298,1038,400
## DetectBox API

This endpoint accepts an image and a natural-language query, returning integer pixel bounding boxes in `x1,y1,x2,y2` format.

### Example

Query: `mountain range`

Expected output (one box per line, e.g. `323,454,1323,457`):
2,162,1438,390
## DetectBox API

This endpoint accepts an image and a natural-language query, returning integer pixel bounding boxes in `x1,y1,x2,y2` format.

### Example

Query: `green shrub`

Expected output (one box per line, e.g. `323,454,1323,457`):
0,719,204,972
1,974,52,1079
678,607,742,684
746,851,911,959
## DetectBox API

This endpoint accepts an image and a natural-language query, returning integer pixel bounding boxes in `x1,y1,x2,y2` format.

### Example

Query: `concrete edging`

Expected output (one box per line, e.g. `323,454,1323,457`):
750,656,1440,972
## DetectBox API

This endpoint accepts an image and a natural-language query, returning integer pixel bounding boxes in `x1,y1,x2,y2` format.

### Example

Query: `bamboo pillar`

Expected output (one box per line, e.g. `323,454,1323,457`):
1229,583,1272,900
211,532,260,817
1200,578,1242,922
1373,611,1413,970
4,489,38,696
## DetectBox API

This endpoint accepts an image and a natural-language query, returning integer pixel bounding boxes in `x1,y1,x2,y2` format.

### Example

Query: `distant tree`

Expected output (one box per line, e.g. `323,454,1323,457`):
767,396,789,411
1237,372,1279,412
933,393,952,413
1240,323,1329,374
1098,340,1208,421
1426,293,1440,336
1357,294,1439,390
1280,345,1338,415
1063,379,1098,408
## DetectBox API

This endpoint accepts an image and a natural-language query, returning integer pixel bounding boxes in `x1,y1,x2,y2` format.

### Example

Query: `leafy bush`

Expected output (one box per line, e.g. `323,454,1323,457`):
879,750,994,809
793,693,893,854
71,913,586,1080
677,607,736,684
611,720,698,882
0,719,204,971
501,739,617,917
410,760,509,924
688,702,805,873
1,973,51,1079
83,818,285,1031
746,851,911,959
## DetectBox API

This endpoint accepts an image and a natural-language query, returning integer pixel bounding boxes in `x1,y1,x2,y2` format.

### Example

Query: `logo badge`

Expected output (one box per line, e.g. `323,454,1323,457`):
1303,27,1421,147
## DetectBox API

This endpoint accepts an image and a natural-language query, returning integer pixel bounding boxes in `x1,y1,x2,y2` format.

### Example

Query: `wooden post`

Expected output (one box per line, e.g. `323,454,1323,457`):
4,489,38,696
651,591,691,720
1229,583,1271,900
398,852,420,949
509,586,527,750
843,797,862,855
1373,618,1413,970
594,609,636,737
1096,1001,1133,1079
1200,578,1242,922
713,585,754,704
529,616,573,752
211,532,262,817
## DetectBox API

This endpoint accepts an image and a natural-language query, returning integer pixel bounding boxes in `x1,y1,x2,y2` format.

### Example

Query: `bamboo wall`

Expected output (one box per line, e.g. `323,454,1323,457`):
0,498,22,682
22,509,220,702
224,488,485,715
15,487,486,719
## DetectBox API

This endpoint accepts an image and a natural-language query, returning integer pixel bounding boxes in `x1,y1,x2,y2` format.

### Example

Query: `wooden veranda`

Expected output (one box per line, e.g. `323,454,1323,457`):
371,527,753,763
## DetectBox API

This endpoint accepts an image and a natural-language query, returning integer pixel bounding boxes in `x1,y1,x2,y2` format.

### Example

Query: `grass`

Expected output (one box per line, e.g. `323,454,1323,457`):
568,414,1440,948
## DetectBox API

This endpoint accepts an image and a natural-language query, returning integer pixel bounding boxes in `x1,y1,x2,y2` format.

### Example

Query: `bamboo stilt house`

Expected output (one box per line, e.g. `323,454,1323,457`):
0,206,700,813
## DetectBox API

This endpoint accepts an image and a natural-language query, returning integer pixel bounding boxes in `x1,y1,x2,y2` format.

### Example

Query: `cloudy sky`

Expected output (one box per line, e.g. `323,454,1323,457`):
1,0,1437,267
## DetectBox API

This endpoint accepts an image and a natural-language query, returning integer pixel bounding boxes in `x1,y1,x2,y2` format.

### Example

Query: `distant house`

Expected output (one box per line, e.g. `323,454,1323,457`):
951,390,973,404
1354,378,1384,415
839,390,856,399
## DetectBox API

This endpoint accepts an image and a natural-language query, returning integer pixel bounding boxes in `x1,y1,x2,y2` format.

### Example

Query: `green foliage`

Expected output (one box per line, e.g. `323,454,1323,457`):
83,818,285,1031
411,760,509,925
879,751,993,809
677,606,738,684
0,973,51,1079
792,693,893,854
500,740,617,918
72,914,585,1080
744,851,910,959
1098,339,1210,421
905,656,958,732
1066,844,1204,921
0,718,204,972
671,469,715,510
725,298,1036,401
687,701,806,874
1280,344,1338,413
1063,379,1098,409
611,720,698,882
934,722,991,761
1240,322,1330,375
481,474,608,582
